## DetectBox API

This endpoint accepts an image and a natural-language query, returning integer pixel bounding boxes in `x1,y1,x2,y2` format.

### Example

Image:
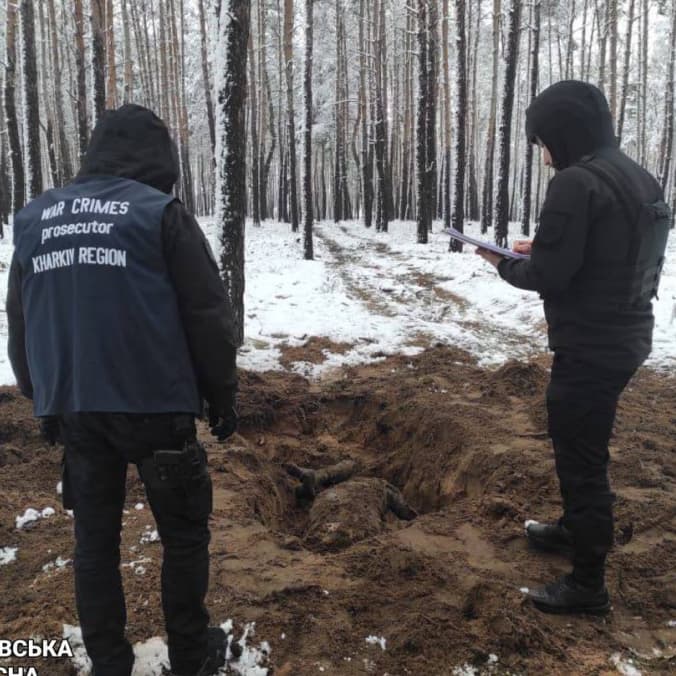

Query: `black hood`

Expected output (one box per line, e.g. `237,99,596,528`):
79,104,179,193
525,80,617,170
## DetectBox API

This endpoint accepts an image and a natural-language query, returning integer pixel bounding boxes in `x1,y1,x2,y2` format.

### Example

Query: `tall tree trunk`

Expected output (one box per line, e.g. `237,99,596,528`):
284,0,299,230
4,0,24,211
73,0,89,157
416,0,429,243
303,0,314,259
122,0,133,102
442,0,452,231
248,31,261,225
198,0,216,153
522,0,540,237
495,0,522,248
639,0,649,165
450,0,467,251
22,0,43,199
608,0,618,119
597,0,608,92
91,0,107,123
359,0,374,227
105,0,117,108
215,0,251,347
481,0,501,233
617,0,636,143
47,0,74,183
467,0,482,222
425,0,438,231
375,0,393,231
659,1,676,193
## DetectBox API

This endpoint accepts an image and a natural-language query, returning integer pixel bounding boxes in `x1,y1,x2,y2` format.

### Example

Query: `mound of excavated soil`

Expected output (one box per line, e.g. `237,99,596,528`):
0,347,674,675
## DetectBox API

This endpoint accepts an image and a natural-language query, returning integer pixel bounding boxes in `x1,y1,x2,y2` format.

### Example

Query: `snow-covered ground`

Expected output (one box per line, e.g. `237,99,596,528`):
0,218,673,386
205,218,675,376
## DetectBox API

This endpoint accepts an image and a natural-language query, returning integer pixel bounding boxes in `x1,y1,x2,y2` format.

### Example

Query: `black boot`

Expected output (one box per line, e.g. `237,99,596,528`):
165,627,229,676
525,519,574,557
527,574,610,615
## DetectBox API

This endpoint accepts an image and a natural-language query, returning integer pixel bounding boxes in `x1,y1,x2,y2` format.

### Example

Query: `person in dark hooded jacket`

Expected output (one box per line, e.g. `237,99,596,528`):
7,105,237,675
477,81,670,615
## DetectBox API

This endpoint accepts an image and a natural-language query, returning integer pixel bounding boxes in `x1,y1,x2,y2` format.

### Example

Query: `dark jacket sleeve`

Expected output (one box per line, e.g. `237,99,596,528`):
498,168,592,296
6,254,33,399
161,200,238,412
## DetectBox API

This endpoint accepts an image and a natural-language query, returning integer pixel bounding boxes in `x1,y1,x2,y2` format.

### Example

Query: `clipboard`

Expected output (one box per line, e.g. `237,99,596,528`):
444,227,530,260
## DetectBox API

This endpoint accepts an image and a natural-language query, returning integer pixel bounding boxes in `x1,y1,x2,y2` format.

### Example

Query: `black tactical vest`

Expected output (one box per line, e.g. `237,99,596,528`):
13,176,201,416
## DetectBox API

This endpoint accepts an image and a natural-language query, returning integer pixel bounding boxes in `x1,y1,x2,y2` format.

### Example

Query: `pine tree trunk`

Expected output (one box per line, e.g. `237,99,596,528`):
303,0,314,259
442,0,452,231
47,0,74,183
416,0,429,243
450,0,467,251
4,0,24,211
215,0,251,347
481,0,501,233
375,0,392,232
617,0,636,143
495,0,522,248
22,0,43,199
425,0,438,231
360,0,374,227
122,0,133,102
105,0,117,108
249,31,261,226
198,0,216,153
522,0,540,237
659,2,676,193
639,0,649,165
284,0,299,231
91,0,107,123
73,0,89,157
608,0,618,119
467,0,482,222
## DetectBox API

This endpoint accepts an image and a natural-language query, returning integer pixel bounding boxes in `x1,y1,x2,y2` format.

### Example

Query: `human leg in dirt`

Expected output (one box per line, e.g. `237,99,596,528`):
527,352,634,613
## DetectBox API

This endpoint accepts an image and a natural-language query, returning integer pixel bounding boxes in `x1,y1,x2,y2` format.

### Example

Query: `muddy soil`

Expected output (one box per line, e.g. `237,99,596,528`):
0,347,674,675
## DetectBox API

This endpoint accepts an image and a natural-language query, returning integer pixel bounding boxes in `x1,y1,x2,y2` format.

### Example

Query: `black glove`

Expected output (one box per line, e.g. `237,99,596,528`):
39,416,61,446
208,394,238,441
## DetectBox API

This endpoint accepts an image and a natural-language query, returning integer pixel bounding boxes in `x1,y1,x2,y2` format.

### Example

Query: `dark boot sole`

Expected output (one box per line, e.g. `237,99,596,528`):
531,598,611,616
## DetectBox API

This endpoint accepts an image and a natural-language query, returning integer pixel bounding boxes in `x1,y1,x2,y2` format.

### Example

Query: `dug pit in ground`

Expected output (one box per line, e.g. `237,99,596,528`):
0,347,674,675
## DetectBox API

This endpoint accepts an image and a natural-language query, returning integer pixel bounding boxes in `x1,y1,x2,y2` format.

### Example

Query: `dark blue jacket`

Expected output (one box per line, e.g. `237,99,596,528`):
7,105,237,416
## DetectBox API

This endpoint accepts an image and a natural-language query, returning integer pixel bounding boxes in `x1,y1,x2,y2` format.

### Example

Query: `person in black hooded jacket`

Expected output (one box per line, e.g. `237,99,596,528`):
7,105,237,675
477,81,670,615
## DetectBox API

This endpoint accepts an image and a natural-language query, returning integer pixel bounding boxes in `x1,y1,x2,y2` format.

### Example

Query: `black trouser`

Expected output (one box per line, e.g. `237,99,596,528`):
546,352,635,587
60,413,212,676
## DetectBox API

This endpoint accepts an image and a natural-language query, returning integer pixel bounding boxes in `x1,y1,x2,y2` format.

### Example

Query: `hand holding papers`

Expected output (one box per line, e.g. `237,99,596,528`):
445,227,531,260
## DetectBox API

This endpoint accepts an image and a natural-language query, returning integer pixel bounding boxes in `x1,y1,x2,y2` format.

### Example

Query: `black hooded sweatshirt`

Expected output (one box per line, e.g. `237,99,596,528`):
7,104,237,413
498,81,663,371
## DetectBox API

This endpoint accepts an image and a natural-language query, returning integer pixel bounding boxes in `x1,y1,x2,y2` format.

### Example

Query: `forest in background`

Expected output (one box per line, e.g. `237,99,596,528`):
1,0,676,254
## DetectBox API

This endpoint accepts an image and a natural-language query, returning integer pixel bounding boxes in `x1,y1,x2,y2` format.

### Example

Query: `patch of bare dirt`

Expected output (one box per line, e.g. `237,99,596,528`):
278,337,353,369
1,349,675,675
